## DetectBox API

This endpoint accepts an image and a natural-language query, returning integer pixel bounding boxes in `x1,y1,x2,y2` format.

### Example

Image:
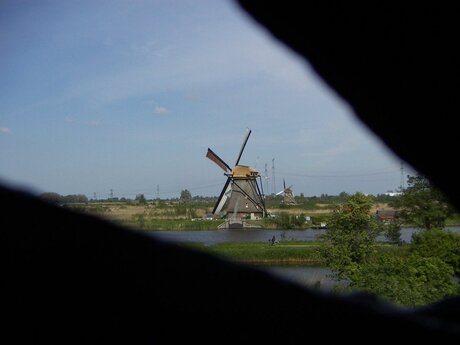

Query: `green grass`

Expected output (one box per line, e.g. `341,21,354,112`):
181,241,411,266
184,241,324,265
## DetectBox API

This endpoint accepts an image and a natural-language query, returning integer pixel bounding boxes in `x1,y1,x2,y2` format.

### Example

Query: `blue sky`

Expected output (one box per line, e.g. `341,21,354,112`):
0,0,412,199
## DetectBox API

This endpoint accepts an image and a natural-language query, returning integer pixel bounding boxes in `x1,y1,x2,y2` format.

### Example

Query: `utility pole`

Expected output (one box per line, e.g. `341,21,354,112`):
156,184,160,201
110,189,113,200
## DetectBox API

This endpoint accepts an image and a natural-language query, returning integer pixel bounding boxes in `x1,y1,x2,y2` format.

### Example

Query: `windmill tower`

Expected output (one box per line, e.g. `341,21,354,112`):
206,128,266,227
276,179,296,205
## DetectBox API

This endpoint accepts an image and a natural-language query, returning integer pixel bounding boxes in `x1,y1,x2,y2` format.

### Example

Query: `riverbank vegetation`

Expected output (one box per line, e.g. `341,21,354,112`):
185,240,407,266
40,176,460,307
190,241,323,265
45,184,460,230
317,177,460,307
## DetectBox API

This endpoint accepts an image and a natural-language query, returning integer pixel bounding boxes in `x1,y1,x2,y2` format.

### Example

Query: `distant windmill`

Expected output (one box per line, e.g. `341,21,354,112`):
206,128,266,226
276,179,296,205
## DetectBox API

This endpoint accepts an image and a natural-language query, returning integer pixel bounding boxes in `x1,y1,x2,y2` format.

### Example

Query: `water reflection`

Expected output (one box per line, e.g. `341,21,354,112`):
148,227,460,245
259,265,336,291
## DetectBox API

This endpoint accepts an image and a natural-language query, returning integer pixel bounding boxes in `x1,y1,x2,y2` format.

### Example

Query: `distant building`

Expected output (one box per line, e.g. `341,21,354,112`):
375,209,398,222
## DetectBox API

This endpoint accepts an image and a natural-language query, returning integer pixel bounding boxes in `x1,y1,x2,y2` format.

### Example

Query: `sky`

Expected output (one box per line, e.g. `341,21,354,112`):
0,0,414,199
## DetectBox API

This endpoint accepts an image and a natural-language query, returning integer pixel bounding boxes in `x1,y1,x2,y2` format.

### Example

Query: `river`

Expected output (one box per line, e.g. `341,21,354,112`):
147,226,460,245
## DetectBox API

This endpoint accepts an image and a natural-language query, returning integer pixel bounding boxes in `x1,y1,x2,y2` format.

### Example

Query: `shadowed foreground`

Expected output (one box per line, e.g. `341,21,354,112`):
4,2,460,343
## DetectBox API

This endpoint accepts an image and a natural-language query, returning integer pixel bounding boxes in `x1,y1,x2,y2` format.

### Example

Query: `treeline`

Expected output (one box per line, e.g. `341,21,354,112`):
265,192,396,209
38,188,395,207
38,190,218,205
39,192,88,204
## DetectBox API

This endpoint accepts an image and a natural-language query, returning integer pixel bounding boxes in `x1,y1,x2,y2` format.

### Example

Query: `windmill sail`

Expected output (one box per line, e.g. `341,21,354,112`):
213,178,232,215
234,128,251,166
276,189,285,196
206,148,231,172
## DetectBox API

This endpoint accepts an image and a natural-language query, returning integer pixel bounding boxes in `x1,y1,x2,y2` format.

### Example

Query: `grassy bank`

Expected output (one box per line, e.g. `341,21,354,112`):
181,241,409,266
201,241,323,265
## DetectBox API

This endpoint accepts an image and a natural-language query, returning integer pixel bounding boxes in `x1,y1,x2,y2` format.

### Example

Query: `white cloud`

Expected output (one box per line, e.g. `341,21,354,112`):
154,105,168,114
0,127,11,134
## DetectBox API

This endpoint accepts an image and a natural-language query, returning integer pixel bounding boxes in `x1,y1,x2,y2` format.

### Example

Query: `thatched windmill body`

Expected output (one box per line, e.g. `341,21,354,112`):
206,128,266,225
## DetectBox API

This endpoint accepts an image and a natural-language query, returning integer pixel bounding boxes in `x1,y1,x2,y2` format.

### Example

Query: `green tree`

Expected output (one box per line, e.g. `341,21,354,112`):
391,174,455,229
135,194,147,204
62,194,88,204
318,192,379,280
274,213,291,229
411,228,460,277
180,189,192,203
351,253,458,307
382,220,403,244
338,191,349,199
40,192,63,204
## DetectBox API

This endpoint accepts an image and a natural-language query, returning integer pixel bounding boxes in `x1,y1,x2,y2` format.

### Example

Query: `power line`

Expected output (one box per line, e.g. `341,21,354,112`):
277,168,399,179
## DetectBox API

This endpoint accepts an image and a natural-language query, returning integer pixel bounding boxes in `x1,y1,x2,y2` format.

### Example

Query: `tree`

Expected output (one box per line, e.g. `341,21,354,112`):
338,191,349,199
391,174,455,229
318,192,379,280
382,220,403,244
40,192,63,204
180,189,192,203
62,194,88,204
350,253,458,307
411,228,460,277
135,194,147,204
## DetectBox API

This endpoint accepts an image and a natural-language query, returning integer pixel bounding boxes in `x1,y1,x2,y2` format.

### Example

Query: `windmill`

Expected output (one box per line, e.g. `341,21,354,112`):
276,179,296,205
206,128,266,226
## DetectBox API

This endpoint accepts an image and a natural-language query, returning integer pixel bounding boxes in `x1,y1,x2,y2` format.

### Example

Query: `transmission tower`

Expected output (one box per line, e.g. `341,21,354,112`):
264,163,270,195
400,162,405,190
272,158,276,195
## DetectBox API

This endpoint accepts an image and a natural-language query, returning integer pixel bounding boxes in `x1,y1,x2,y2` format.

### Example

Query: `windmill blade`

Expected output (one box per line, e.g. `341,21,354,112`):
206,148,231,172
213,178,232,215
234,128,251,166
276,189,285,196
283,179,286,189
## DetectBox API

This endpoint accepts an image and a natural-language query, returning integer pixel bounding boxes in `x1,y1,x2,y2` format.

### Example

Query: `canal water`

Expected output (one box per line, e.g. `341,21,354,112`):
147,226,460,245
